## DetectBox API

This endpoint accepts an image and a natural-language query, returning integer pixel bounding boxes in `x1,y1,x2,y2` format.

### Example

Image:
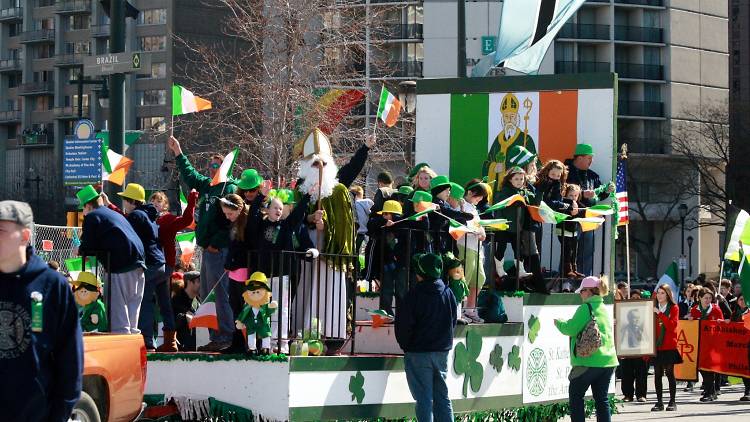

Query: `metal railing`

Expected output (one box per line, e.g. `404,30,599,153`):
18,81,55,95
373,23,423,40
54,53,89,66
21,132,53,146
54,105,89,118
0,109,22,123
555,60,610,74
558,23,610,40
618,100,664,117
615,0,664,6
0,58,22,71
0,6,23,21
615,62,664,80
20,29,56,43
614,25,664,43
55,0,91,13
91,24,110,37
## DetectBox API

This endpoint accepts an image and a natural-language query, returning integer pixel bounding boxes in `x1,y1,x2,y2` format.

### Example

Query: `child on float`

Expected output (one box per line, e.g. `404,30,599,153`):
492,167,547,293
507,146,542,278
535,159,570,212
367,200,404,317
428,176,473,254
652,283,682,412
688,287,723,402
556,184,585,281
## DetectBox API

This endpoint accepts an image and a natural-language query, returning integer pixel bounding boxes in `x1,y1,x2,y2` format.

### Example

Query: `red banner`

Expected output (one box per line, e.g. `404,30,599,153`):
698,321,750,378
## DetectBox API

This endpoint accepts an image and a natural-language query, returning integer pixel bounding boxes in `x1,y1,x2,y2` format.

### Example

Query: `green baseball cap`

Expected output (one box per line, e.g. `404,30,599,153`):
77,185,101,210
574,143,595,156
429,175,451,191
237,169,264,191
410,190,433,203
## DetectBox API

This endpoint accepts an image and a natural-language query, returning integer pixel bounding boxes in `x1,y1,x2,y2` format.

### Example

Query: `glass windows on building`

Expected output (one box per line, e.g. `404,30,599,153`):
140,36,167,52
137,9,167,25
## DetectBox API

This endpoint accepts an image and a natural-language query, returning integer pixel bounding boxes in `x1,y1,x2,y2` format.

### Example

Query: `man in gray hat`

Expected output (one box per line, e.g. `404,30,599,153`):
0,201,83,421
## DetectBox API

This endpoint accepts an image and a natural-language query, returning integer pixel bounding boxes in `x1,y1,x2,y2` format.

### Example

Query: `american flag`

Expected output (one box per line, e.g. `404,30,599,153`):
615,156,629,225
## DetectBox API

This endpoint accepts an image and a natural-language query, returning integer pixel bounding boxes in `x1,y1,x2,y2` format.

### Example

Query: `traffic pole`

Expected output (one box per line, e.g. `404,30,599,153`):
108,0,126,204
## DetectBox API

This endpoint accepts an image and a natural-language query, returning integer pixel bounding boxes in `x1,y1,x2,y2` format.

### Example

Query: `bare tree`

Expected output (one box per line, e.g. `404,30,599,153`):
172,0,408,183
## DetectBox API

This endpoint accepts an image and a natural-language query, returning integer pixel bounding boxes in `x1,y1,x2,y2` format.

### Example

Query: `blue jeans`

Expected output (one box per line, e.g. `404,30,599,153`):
576,230,595,276
138,264,173,348
568,366,614,422
404,351,454,422
200,248,232,342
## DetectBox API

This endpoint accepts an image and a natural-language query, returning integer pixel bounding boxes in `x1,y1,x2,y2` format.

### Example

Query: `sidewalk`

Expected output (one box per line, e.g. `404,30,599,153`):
563,376,749,421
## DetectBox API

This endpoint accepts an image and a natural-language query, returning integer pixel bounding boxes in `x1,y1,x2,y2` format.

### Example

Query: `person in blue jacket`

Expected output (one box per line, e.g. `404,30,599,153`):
0,200,83,421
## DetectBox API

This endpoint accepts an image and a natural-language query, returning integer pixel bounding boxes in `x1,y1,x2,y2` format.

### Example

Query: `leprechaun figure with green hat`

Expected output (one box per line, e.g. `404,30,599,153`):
483,93,538,198
236,271,278,355
73,271,108,332
443,252,470,325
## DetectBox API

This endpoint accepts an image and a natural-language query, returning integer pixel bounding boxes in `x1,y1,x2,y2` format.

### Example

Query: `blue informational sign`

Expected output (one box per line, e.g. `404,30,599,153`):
63,119,102,186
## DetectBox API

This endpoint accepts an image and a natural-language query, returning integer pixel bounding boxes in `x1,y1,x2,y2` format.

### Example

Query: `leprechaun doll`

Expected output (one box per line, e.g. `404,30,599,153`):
236,271,278,355
443,252,470,324
73,271,108,332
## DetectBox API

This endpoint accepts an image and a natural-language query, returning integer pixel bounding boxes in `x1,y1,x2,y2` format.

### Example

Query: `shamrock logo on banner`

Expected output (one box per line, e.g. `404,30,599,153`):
527,314,541,343
453,330,483,397
489,344,504,373
348,371,365,404
507,345,522,372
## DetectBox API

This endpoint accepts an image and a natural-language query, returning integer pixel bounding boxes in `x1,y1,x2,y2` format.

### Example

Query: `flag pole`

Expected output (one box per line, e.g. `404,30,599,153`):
625,224,631,296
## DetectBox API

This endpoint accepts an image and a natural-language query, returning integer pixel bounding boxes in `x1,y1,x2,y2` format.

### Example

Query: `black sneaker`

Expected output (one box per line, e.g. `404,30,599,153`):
740,394,750,402
651,403,664,411
700,395,714,402
666,402,676,411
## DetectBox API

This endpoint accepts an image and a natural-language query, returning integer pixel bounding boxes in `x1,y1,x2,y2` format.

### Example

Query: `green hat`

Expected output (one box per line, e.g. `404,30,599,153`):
237,169,264,190
429,175,451,192
449,183,465,200
398,185,414,196
574,143,595,156
413,253,443,280
407,162,430,179
76,185,101,210
410,190,432,203
443,252,462,270
506,145,536,168
268,188,295,205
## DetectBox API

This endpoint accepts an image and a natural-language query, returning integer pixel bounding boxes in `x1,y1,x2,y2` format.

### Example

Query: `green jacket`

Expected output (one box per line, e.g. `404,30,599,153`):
237,304,276,338
175,154,237,248
554,295,618,368
494,185,537,233
80,299,108,332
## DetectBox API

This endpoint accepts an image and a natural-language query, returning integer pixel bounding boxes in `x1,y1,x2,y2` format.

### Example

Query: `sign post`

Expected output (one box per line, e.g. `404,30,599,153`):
63,120,102,186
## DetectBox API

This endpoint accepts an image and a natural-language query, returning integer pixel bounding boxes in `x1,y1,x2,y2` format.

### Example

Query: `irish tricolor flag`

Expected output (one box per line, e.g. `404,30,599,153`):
189,288,219,330
528,201,568,224
570,216,605,232
101,144,134,186
482,194,526,214
210,147,239,186
447,219,474,241
172,85,212,116
176,231,196,267
656,261,679,298
376,86,401,127
724,209,750,262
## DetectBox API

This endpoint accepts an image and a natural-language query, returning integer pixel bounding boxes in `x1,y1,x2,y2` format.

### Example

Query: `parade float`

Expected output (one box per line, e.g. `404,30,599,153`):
143,73,619,421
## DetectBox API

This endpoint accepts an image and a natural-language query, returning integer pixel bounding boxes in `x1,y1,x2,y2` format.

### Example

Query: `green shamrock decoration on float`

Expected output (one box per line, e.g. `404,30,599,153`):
507,345,522,372
348,371,365,404
527,314,541,343
489,344,504,373
453,330,483,397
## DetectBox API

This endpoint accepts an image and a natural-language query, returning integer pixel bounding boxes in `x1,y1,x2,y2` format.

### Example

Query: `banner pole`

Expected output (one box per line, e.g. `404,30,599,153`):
625,224,631,297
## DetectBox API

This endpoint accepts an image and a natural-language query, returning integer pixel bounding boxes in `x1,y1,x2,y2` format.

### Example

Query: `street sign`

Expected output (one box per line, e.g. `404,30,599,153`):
83,52,152,76
481,36,496,56
679,256,688,270
63,120,102,186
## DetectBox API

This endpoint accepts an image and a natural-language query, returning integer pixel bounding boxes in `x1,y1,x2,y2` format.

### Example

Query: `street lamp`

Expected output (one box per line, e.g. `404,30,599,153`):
687,235,694,278
678,203,688,288
398,80,417,166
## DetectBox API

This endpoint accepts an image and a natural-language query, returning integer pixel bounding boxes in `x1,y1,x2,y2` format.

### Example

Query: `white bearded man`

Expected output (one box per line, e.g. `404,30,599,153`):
294,128,375,350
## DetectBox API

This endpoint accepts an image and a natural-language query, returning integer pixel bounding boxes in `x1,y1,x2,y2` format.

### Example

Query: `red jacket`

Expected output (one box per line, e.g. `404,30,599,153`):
655,303,679,351
157,191,198,268
689,303,723,321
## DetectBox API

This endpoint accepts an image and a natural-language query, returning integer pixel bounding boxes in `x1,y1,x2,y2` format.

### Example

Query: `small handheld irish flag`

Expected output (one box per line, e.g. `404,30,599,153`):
482,194,526,214
101,144,134,186
210,147,239,186
172,85,212,116
528,201,569,224
189,287,219,330
376,86,401,127
176,231,196,267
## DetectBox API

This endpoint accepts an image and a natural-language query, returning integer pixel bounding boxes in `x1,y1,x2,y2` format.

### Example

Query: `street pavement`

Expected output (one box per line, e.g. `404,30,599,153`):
563,376,749,421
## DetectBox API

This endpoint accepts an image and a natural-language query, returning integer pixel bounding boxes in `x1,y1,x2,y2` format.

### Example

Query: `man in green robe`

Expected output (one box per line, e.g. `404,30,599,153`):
482,93,537,199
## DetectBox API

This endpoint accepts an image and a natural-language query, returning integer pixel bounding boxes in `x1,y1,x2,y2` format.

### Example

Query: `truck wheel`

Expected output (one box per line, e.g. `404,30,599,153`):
70,391,101,422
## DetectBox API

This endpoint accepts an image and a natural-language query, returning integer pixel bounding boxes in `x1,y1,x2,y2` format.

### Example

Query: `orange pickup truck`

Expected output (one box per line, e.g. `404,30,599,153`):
70,333,147,422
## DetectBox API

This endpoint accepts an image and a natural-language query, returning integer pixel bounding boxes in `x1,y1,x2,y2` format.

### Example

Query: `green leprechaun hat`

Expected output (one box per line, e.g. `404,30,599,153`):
398,185,414,196
410,190,432,204
449,182,465,200
506,145,536,168
413,253,443,280
574,143,595,156
407,162,430,180
237,169,264,191
76,185,101,210
429,175,451,191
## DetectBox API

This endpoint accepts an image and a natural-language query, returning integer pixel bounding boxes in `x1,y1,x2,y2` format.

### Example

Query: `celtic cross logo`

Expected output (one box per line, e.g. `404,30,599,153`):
526,347,548,396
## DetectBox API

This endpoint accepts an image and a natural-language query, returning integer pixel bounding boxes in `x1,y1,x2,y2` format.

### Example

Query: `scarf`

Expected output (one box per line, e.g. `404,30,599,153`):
656,303,671,347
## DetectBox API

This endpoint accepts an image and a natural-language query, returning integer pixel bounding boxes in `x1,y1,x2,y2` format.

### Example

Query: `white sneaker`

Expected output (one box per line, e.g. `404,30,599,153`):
494,258,506,278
